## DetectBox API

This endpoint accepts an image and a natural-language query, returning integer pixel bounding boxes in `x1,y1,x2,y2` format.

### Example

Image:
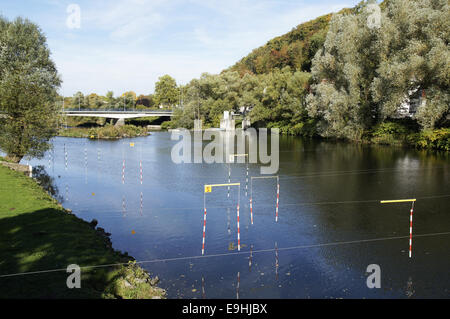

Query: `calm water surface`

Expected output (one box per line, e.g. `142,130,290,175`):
24,132,450,298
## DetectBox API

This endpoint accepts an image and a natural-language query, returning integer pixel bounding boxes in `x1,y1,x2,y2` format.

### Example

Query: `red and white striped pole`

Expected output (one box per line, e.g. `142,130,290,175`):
275,182,279,222
409,204,414,258
202,208,207,255
250,197,253,225
237,203,241,251
380,199,416,258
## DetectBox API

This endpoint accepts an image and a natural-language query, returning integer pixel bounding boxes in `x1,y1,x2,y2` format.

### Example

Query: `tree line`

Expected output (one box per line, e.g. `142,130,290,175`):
170,0,449,144
63,74,180,110
1,0,448,163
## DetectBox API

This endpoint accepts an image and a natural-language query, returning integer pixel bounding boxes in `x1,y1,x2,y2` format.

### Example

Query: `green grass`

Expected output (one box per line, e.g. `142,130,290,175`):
0,165,165,298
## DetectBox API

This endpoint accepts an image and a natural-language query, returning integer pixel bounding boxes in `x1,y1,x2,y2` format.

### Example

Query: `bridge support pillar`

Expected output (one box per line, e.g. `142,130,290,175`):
114,118,125,127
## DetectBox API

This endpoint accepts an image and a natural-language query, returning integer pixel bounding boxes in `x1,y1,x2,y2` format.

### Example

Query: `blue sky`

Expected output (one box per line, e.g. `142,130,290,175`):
0,0,362,96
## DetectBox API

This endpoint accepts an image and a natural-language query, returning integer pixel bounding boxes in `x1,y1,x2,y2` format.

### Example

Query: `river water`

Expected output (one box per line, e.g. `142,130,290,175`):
23,132,449,298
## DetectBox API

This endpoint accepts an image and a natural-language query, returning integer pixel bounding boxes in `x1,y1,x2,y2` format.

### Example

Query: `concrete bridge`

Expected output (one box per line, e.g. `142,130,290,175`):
62,109,173,126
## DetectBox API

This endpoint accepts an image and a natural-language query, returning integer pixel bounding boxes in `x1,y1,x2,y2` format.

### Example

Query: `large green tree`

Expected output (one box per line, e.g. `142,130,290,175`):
306,0,382,140
0,17,61,163
154,74,179,108
307,0,449,140
371,0,449,128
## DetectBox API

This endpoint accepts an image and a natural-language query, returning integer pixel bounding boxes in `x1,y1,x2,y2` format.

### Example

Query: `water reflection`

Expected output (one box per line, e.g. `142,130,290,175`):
236,271,240,299
32,165,62,202
275,242,279,281
22,133,450,298
405,276,414,298
201,276,206,299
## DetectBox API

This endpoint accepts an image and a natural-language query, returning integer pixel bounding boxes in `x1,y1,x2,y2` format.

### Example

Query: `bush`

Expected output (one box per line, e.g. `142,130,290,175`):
160,121,174,130
410,128,450,151
61,124,148,139
370,122,411,145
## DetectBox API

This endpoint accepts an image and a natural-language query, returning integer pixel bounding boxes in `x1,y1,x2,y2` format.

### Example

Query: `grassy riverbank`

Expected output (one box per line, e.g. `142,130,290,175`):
0,164,165,298
59,124,149,139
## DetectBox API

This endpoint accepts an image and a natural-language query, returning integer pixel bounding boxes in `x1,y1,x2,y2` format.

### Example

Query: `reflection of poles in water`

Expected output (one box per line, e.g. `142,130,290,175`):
122,159,125,184
201,276,206,299
227,164,230,198
122,196,126,217
122,144,126,185
139,161,143,185
65,184,68,201
249,244,253,272
64,144,68,171
97,148,101,181
236,271,240,300
405,276,414,298
227,207,231,235
276,177,279,222
275,242,279,281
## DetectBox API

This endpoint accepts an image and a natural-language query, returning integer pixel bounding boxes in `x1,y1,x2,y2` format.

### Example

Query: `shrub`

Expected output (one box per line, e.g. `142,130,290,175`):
160,121,174,130
411,128,450,151
370,122,411,145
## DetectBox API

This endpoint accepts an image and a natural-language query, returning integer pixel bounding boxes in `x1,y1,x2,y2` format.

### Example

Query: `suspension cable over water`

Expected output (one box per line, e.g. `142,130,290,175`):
2,231,449,279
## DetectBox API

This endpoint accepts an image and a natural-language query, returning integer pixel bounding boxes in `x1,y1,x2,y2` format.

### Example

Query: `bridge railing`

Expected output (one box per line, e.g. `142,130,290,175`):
62,108,173,113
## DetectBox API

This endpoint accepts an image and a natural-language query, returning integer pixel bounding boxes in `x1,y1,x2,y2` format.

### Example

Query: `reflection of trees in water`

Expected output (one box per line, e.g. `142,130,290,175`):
32,165,63,203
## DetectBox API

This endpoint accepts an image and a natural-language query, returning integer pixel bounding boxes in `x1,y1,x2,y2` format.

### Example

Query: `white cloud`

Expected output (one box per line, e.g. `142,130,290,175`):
48,0,360,95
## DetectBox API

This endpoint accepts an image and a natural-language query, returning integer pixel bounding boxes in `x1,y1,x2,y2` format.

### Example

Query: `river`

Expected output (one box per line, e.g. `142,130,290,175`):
23,132,450,298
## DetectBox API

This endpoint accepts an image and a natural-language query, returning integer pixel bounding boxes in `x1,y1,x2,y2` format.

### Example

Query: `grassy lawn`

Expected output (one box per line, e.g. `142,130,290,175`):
0,164,165,298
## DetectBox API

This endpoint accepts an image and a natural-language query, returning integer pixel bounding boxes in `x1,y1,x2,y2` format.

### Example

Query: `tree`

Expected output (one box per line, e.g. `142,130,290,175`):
73,92,85,109
307,0,449,139
154,75,179,108
0,17,61,163
371,0,449,129
105,91,115,108
121,91,136,109
306,1,384,140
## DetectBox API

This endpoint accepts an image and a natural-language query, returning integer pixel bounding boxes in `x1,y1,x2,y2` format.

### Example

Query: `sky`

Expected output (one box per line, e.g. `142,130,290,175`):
0,0,362,96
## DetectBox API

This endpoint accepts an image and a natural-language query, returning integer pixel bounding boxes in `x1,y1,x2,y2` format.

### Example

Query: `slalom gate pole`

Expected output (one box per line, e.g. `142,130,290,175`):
202,183,240,255
380,198,417,258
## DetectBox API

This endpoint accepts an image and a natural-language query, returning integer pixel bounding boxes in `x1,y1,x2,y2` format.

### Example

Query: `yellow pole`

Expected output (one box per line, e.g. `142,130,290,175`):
380,199,416,204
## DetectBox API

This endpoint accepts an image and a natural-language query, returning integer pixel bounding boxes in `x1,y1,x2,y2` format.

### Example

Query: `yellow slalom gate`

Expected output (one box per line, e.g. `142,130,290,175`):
380,199,416,204
380,198,416,258
202,183,241,255
250,175,280,224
